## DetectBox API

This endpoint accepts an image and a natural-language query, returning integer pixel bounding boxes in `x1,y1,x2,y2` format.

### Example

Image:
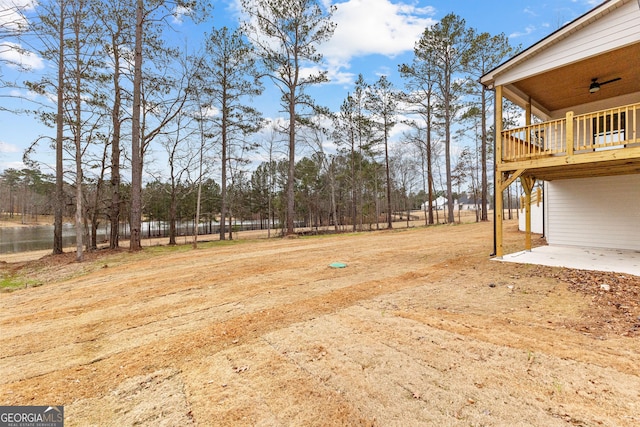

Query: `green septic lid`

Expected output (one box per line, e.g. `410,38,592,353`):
329,262,347,268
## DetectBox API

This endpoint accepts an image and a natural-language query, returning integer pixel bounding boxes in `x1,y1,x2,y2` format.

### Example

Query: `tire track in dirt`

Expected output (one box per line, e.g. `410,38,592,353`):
3,227,460,394
0,227,458,376
2,266,448,405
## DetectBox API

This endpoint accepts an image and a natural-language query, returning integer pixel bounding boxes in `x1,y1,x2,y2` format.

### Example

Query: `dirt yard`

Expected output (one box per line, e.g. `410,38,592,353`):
1,219,639,426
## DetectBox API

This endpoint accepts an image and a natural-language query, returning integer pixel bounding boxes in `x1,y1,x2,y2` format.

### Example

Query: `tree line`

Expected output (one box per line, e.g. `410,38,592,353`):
0,0,517,260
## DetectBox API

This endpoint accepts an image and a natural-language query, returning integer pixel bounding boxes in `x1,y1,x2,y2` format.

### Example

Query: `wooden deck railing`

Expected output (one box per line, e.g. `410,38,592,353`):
501,102,640,162
520,187,542,213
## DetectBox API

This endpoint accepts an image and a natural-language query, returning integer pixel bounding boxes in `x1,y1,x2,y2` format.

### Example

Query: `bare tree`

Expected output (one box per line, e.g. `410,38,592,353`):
129,0,210,251
94,0,135,249
241,0,335,235
129,0,144,250
463,31,517,222
416,13,473,224
196,26,264,240
399,46,441,225
367,75,398,229
20,0,69,254
333,75,373,231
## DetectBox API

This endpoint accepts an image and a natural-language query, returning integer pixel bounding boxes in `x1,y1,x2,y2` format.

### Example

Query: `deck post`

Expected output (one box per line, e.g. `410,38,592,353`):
566,111,574,156
495,85,504,258
520,176,535,251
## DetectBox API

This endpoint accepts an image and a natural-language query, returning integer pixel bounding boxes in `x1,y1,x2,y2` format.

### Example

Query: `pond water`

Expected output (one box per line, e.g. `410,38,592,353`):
0,220,269,254
0,224,107,254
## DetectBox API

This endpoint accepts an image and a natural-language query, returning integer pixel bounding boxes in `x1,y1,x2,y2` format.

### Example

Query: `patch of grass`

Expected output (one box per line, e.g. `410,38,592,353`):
0,274,42,292
143,239,248,255
145,244,194,255
1,239,256,292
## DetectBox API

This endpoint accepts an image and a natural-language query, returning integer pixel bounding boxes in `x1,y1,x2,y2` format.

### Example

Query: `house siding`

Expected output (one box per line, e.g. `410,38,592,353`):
519,203,544,235
546,174,640,250
494,0,640,86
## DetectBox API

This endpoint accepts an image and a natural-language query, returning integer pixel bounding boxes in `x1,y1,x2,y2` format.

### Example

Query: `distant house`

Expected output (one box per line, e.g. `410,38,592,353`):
481,0,640,256
421,194,488,212
457,194,488,212
421,196,449,211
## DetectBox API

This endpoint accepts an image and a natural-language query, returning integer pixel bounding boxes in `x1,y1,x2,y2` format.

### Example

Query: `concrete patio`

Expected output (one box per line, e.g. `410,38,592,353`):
497,245,640,277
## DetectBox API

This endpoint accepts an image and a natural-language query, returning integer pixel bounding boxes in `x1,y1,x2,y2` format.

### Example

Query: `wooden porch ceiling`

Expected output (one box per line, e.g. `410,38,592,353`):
511,43,640,113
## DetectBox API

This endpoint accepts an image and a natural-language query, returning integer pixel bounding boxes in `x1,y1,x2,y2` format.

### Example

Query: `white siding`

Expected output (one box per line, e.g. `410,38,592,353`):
518,203,544,235
495,0,640,86
546,174,640,250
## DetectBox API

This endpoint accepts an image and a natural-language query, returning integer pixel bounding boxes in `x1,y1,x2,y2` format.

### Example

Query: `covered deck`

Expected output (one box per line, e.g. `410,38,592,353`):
501,102,640,177
494,99,640,258
482,0,640,259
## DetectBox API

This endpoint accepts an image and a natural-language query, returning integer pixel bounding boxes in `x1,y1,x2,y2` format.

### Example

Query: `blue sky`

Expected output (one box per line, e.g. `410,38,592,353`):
0,0,601,175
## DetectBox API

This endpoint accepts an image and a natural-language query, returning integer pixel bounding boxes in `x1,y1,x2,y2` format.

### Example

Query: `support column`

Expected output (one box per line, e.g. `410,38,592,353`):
566,111,574,156
495,85,504,258
520,176,536,251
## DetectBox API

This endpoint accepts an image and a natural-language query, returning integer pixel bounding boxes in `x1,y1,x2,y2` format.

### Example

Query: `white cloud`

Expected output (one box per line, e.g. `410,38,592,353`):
318,0,436,87
0,41,44,70
509,25,536,39
0,1,43,71
172,5,191,24
0,141,20,153
0,0,35,32
201,105,220,118
0,160,27,172
322,0,436,63
238,0,435,88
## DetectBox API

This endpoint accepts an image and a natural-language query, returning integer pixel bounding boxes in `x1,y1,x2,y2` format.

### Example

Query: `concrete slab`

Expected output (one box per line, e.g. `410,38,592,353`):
496,245,640,277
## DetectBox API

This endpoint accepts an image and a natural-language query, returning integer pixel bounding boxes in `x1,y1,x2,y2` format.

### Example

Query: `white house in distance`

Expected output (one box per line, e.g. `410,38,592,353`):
481,0,640,257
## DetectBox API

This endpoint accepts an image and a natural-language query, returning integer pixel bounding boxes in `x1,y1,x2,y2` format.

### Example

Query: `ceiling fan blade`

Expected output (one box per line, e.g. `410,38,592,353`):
600,77,621,86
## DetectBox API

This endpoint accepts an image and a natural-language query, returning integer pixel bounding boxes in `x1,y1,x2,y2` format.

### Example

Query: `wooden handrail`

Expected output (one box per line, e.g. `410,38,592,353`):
501,102,640,162
520,187,542,212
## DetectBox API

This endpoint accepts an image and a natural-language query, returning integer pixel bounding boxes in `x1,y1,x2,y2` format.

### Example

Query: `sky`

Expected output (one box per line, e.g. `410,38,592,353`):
0,0,602,176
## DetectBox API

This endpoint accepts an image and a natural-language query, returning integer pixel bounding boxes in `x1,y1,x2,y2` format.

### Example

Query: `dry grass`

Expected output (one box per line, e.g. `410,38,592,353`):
1,218,639,426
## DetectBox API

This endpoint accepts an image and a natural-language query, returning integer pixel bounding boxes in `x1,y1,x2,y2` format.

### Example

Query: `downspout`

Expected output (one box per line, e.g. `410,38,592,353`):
541,182,545,239
491,86,497,257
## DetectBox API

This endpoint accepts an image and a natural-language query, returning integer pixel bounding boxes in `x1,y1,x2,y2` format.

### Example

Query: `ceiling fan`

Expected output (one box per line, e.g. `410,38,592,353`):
589,77,621,94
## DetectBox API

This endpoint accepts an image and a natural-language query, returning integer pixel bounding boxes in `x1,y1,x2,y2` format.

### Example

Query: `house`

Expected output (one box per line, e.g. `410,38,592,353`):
421,196,450,211
421,194,490,213
457,194,489,212
481,0,640,257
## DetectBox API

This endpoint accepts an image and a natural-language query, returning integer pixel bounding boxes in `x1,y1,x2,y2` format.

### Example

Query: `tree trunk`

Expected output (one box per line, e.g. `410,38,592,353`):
351,135,356,232
445,77,455,224
73,8,83,262
384,132,392,229
53,0,65,255
110,33,122,249
193,136,204,249
129,0,143,251
286,91,296,235
169,188,177,245
330,161,339,232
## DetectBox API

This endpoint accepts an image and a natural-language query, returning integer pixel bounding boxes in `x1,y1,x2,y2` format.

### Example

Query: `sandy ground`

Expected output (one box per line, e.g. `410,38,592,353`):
1,219,639,426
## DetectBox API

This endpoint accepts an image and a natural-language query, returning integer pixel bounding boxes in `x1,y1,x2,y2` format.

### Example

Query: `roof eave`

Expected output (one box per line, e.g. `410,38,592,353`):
480,0,622,88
